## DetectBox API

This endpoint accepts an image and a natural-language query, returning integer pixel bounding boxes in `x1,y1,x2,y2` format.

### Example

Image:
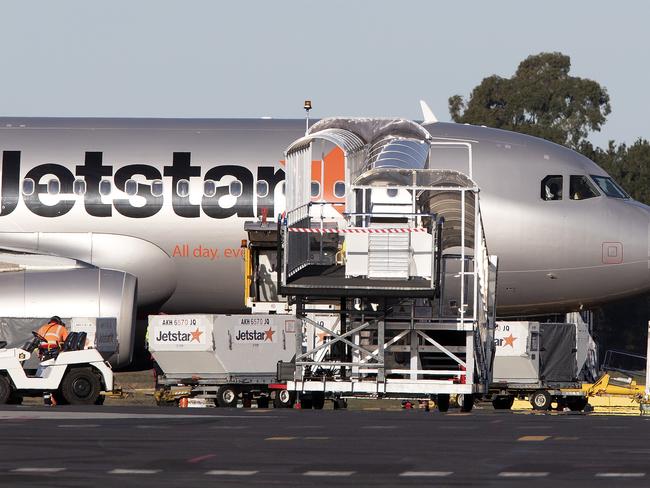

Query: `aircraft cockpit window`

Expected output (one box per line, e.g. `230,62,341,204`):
73,179,86,195
176,179,190,197
569,175,599,200
47,178,60,195
151,180,163,197
22,178,34,196
541,175,562,201
99,180,111,196
311,181,321,198
229,180,242,197
203,180,216,197
125,179,138,196
590,175,630,199
334,181,346,198
256,180,268,198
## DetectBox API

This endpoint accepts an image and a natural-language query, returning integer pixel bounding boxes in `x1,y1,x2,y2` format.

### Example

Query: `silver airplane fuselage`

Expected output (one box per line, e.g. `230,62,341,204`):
0,117,647,318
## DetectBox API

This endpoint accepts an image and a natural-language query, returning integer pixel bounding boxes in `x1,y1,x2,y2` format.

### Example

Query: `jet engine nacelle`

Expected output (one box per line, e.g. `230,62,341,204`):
0,267,137,368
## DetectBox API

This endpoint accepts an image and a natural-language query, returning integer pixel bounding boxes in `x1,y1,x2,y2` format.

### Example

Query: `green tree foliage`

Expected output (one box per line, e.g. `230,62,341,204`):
449,52,611,149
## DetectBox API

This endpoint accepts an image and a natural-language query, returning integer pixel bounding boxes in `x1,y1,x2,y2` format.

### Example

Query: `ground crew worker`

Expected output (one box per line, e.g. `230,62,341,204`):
35,316,69,358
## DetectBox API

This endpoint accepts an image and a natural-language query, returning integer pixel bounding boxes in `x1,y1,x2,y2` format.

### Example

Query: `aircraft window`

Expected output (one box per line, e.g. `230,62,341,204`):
387,187,399,198
73,179,86,195
256,180,269,198
590,175,629,199
22,178,34,196
47,179,60,195
569,175,599,200
99,180,111,196
541,175,562,201
125,179,138,196
177,179,190,197
229,180,243,197
334,181,346,198
203,180,216,197
311,181,321,198
151,179,163,197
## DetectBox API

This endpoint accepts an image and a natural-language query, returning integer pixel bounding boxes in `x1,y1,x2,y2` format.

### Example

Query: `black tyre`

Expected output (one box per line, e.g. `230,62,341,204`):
216,385,238,408
256,396,270,409
460,394,474,412
300,395,313,409
437,394,450,412
333,398,347,410
492,395,515,410
567,397,588,412
61,368,101,405
7,393,23,405
0,375,12,404
530,390,552,411
312,393,325,410
273,389,295,408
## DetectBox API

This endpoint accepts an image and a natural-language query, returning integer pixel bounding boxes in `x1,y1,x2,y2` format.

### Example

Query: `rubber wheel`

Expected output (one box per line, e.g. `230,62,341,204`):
437,394,450,412
256,396,269,409
273,389,294,408
312,393,325,410
7,393,23,405
0,375,12,404
300,396,313,409
216,385,238,408
61,368,101,405
530,390,552,411
492,395,515,410
333,398,347,410
460,394,474,412
567,397,588,412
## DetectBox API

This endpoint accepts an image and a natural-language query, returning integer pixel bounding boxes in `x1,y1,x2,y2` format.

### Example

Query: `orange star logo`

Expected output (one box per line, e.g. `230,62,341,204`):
190,327,203,343
503,333,517,347
264,327,275,342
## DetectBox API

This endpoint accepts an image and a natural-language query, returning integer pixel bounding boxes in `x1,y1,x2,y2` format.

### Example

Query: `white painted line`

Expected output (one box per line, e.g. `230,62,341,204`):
400,471,453,477
108,469,160,475
205,470,258,476
499,472,549,478
12,468,66,473
596,472,646,478
303,470,355,477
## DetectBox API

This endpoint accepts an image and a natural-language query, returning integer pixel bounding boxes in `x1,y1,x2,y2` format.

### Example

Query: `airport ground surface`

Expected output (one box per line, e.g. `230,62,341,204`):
1,403,650,488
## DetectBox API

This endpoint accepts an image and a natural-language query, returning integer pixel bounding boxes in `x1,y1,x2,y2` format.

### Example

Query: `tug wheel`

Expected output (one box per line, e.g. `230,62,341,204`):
492,395,515,410
460,394,474,412
312,393,325,410
61,368,101,405
530,390,552,411
437,394,450,412
216,385,238,408
273,389,295,408
0,375,12,404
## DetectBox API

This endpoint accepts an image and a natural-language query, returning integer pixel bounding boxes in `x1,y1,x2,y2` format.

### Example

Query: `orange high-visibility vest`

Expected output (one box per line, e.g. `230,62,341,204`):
36,322,69,348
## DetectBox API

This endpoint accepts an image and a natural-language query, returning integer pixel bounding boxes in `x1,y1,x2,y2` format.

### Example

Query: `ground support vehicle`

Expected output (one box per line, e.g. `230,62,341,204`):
274,118,499,412
490,321,592,411
0,331,115,405
148,314,297,408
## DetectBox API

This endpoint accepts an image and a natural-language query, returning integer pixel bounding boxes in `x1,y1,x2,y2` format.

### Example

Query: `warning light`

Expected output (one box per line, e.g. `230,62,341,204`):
241,239,247,248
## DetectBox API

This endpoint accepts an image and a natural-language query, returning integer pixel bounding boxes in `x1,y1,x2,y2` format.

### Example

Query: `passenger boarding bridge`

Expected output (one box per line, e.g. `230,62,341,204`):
248,118,498,409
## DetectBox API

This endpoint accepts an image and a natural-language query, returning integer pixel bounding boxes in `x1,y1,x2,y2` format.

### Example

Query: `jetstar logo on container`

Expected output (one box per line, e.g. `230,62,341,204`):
234,327,275,343
155,327,204,343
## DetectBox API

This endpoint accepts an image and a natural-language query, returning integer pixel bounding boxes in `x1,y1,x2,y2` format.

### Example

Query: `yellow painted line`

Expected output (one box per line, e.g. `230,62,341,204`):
265,436,297,441
517,435,550,442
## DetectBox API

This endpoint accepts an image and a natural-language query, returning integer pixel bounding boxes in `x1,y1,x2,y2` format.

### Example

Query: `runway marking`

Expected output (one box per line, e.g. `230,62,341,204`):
303,470,355,477
12,468,66,473
399,471,453,477
554,436,579,441
109,469,161,474
206,470,258,476
265,436,297,441
57,424,100,428
595,472,646,478
499,472,549,478
188,453,217,463
517,435,550,441
304,436,330,440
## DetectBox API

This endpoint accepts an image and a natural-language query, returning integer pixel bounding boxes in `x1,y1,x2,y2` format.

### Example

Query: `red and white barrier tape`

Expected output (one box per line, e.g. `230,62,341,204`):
287,227,426,234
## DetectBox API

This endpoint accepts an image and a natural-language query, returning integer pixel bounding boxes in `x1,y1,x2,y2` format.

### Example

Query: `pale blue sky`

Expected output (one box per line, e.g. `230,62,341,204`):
0,0,647,147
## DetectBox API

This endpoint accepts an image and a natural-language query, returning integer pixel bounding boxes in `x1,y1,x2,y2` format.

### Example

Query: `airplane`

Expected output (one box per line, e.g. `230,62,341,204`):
0,113,647,367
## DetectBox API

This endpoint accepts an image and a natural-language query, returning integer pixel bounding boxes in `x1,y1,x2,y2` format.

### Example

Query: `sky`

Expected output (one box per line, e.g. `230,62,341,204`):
0,0,648,147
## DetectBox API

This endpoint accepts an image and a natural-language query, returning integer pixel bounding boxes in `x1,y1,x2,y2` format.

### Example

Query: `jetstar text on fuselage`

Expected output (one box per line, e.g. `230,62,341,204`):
0,151,285,219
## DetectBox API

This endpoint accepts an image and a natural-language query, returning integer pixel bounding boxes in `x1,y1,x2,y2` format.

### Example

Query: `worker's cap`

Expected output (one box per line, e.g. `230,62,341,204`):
49,316,63,325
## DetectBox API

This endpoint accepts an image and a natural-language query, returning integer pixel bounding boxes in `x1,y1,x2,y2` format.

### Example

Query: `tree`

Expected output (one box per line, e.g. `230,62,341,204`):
449,52,611,149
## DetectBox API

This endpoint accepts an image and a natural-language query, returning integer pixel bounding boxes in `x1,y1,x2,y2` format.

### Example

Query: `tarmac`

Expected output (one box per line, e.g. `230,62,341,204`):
1,404,650,487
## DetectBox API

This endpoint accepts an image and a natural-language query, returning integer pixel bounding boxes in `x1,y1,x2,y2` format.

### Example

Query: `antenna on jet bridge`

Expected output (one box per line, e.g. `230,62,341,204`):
419,100,438,124
304,100,312,135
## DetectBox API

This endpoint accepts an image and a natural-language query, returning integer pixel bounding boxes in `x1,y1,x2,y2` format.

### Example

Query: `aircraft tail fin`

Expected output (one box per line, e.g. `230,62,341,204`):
419,100,438,124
